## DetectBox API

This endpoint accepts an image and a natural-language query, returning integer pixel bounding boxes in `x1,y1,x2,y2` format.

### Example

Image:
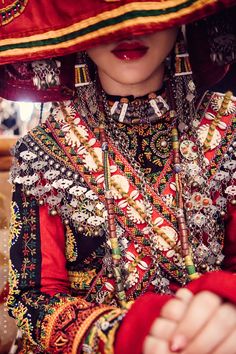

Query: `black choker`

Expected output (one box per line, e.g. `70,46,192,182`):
104,86,171,125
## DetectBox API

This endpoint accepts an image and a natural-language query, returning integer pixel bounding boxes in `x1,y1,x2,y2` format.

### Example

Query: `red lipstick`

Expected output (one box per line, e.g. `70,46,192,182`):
111,41,148,60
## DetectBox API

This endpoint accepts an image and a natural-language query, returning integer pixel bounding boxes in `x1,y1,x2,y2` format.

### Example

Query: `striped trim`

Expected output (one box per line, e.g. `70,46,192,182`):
0,0,220,59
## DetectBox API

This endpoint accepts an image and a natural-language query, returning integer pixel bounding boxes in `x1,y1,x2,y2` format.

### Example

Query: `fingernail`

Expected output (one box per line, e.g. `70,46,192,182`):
170,334,187,352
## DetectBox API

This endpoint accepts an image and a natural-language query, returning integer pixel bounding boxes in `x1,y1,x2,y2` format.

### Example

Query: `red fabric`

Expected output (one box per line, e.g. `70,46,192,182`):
115,271,236,354
223,203,236,272
115,293,173,354
0,54,75,102
0,0,235,65
39,205,71,295
187,271,236,304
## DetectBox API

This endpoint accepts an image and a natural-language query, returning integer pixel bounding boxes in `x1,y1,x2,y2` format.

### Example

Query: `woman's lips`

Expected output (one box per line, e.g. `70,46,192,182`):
111,41,148,60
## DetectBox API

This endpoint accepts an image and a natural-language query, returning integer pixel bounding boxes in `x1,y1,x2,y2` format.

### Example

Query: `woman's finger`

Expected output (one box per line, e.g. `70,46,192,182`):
170,291,222,351
160,288,193,323
150,317,177,341
160,298,189,322
175,288,193,304
174,302,236,354
212,328,236,354
143,335,173,354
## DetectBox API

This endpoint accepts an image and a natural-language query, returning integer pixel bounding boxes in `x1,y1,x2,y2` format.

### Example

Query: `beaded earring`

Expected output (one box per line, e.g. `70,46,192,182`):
173,31,197,129
75,52,92,87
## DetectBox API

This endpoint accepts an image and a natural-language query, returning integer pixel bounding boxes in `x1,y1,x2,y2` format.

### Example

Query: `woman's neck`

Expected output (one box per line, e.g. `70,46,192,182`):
98,63,165,98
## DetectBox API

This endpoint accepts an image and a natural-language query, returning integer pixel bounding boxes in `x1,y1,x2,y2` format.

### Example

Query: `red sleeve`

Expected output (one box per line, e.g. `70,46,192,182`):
115,270,236,354
40,205,71,295
187,271,236,304
223,203,236,272
115,293,173,354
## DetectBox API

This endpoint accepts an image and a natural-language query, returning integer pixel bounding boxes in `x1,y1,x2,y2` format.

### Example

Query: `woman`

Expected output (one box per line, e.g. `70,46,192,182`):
6,1,236,353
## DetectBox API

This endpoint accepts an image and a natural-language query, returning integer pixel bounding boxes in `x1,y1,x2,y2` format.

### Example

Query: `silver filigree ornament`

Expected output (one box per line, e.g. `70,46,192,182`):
44,169,61,180
31,59,61,90
20,151,37,161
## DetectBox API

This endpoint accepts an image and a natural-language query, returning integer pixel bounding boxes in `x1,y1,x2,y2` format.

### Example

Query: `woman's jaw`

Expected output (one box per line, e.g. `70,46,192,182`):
87,28,178,97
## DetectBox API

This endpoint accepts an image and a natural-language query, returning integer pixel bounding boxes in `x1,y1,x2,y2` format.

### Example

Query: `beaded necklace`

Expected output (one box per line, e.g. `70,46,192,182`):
68,35,232,300
68,66,202,296
107,86,169,125
102,89,234,283
99,102,199,283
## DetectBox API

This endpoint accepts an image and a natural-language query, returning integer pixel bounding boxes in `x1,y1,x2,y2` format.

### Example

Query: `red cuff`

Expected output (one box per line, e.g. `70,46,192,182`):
115,293,173,354
187,271,236,304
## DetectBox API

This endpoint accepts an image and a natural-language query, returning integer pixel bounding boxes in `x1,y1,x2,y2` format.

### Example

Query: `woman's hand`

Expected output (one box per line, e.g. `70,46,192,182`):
169,289,236,354
143,289,193,354
143,289,236,354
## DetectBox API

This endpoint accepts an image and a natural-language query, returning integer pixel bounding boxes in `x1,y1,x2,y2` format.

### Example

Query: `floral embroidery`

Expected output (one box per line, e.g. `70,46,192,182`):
7,92,236,353
65,225,78,262
9,202,22,246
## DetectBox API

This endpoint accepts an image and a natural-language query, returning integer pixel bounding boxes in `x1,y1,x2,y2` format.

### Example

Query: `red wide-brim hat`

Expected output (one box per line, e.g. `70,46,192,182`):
1,0,235,64
0,0,236,102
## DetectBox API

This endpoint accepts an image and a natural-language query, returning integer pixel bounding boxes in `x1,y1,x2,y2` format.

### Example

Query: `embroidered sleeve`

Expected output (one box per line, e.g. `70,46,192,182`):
8,142,129,353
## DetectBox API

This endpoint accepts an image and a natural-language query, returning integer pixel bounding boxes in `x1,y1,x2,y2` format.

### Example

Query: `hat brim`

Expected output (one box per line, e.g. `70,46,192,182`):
0,0,235,65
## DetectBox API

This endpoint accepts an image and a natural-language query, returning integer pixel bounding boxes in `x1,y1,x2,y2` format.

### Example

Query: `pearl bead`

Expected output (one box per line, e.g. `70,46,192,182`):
160,140,167,148
50,209,57,216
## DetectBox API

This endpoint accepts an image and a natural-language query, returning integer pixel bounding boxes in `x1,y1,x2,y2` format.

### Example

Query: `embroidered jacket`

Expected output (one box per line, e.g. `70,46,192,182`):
8,92,236,353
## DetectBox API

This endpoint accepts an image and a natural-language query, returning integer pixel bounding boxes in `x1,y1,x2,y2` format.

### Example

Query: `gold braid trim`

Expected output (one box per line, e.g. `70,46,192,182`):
72,307,116,353
40,296,114,353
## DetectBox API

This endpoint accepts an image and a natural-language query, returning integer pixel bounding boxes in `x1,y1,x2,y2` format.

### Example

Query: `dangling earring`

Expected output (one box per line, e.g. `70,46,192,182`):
173,31,196,128
74,51,100,125
74,51,92,87
174,32,193,77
